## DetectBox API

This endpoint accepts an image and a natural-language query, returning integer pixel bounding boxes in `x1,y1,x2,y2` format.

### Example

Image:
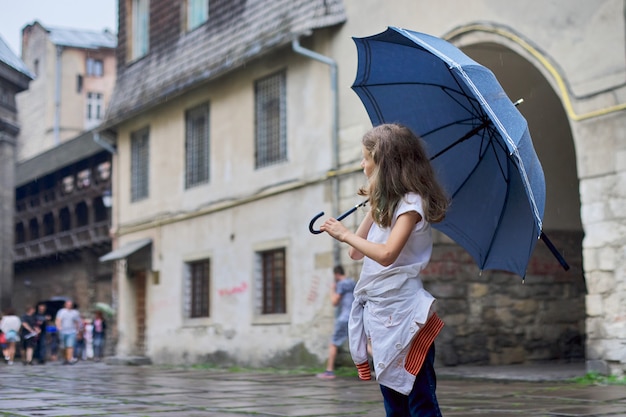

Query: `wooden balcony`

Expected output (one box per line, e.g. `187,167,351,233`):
14,220,111,263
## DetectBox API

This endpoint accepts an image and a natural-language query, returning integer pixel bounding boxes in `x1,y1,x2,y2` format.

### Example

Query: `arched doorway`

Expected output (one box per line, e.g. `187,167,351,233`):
428,32,586,366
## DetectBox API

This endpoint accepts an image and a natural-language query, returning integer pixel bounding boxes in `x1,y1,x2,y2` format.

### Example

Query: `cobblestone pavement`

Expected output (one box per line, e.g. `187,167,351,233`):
1,361,625,416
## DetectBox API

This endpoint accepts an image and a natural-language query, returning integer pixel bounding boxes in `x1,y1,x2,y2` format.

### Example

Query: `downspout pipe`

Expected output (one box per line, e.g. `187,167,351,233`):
54,45,63,145
292,38,342,266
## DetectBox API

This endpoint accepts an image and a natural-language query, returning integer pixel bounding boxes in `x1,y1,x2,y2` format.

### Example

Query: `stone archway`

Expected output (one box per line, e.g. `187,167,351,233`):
471,40,585,357
425,32,587,367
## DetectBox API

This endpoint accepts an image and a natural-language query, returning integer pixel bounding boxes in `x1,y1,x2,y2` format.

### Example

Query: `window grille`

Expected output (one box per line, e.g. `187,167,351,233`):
254,71,286,168
131,127,150,202
185,103,210,188
255,248,286,314
184,259,210,318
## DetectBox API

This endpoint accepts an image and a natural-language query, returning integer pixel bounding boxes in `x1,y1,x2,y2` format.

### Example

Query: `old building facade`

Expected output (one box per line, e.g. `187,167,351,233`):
102,0,625,375
17,22,116,161
0,35,32,311
8,24,117,322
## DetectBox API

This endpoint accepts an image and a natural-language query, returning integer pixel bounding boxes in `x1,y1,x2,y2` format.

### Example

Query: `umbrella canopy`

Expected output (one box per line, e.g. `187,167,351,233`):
94,302,115,317
351,27,549,278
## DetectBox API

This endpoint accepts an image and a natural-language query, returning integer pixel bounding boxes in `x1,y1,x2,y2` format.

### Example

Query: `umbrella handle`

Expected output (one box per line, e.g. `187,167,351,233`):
540,232,570,271
309,200,369,235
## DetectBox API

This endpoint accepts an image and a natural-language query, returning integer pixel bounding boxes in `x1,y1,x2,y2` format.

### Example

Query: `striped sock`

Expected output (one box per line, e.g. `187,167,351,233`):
404,313,444,375
355,361,372,380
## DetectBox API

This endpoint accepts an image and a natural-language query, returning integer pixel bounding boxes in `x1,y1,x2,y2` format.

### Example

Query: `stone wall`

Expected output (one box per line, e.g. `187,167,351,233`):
13,250,113,317
424,230,585,366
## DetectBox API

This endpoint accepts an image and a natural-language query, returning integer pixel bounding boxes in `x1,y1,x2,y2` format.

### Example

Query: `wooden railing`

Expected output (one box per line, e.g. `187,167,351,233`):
14,221,110,262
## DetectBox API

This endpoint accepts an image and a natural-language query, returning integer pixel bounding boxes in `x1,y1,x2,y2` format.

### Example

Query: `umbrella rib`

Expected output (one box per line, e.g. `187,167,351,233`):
443,71,485,119
421,116,477,139
429,120,490,161
357,81,482,116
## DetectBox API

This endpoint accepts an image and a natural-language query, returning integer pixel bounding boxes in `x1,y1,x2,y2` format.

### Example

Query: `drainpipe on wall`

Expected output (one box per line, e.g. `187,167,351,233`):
53,45,62,145
292,38,341,266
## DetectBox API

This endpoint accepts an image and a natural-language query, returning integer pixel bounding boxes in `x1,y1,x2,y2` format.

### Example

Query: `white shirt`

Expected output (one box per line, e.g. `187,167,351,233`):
349,193,436,395
0,315,21,334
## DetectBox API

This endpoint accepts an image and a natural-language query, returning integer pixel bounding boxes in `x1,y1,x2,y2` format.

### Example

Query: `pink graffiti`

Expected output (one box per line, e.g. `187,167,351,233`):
307,275,321,304
218,281,248,296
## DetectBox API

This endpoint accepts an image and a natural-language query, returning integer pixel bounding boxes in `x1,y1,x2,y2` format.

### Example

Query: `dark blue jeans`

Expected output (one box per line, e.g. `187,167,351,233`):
380,344,442,417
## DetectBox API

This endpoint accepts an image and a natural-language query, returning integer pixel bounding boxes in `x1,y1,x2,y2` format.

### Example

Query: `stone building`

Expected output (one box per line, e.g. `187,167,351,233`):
8,24,117,321
101,0,625,375
0,35,33,311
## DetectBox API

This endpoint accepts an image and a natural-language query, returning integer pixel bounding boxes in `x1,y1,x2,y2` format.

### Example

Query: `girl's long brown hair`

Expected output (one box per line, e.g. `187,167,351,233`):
359,123,448,228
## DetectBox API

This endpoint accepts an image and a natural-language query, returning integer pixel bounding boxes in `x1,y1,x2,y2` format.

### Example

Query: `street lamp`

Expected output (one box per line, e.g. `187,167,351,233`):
102,189,112,208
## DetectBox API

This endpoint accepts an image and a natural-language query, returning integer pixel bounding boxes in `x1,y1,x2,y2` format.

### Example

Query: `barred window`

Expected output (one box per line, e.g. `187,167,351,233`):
255,248,286,314
254,71,286,168
184,259,210,318
185,103,210,188
131,127,150,202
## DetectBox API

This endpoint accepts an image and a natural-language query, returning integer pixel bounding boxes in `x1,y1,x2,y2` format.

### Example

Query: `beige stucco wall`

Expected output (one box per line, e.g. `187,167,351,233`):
16,23,116,161
112,38,339,363
110,0,626,374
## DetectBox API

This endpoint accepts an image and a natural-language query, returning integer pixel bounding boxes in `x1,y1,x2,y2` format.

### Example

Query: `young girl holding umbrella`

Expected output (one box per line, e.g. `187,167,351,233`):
320,123,448,417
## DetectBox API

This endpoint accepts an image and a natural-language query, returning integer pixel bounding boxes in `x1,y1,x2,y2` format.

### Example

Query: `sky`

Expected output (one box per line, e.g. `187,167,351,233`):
0,0,118,56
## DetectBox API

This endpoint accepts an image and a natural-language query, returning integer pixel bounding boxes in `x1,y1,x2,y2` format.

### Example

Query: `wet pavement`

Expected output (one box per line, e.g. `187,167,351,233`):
1,360,625,416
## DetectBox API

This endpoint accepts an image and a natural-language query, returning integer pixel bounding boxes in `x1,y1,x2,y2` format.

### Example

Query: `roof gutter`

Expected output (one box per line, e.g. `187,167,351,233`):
292,38,341,266
93,131,117,154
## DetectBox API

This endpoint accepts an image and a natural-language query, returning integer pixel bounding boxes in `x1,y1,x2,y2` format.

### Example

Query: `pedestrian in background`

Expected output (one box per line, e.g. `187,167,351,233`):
55,300,81,365
320,124,448,417
20,305,39,365
92,310,107,361
0,307,22,365
317,265,356,380
34,303,49,364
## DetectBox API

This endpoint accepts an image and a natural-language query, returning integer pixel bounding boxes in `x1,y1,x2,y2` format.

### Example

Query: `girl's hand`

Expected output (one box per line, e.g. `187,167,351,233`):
320,218,350,242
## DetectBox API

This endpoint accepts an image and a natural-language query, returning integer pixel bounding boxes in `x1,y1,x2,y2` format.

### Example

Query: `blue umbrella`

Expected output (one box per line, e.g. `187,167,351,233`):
311,26,567,278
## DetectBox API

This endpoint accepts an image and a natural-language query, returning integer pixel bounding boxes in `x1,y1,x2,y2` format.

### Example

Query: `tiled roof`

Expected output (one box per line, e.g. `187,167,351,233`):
47,26,117,50
0,34,34,80
104,0,346,129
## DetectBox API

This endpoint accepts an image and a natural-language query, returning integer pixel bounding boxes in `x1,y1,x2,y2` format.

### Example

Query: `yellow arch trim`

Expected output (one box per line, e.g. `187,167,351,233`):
445,24,626,121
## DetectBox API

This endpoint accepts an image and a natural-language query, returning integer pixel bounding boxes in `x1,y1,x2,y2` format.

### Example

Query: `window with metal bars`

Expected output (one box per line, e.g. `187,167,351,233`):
130,127,150,202
185,103,210,188
184,259,210,318
256,248,286,314
254,71,286,168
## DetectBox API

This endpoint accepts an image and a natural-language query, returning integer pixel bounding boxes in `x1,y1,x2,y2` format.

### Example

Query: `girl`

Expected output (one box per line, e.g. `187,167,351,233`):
320,123,448,417
0,308,22,365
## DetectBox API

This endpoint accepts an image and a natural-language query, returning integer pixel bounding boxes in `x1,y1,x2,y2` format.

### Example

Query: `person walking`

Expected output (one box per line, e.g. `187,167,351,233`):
92,310,107,361
317,265,356,380
55,300,81,365
320,123,449,417
0,308,22,365
34,303,49,364
20,305,39,365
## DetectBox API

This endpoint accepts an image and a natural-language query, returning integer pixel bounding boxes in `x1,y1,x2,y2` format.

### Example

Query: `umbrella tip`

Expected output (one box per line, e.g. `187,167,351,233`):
514,98,524,106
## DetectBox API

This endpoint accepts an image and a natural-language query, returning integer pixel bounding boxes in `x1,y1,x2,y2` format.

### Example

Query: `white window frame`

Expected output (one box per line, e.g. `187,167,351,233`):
187,0,209,31
131,0,150,60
